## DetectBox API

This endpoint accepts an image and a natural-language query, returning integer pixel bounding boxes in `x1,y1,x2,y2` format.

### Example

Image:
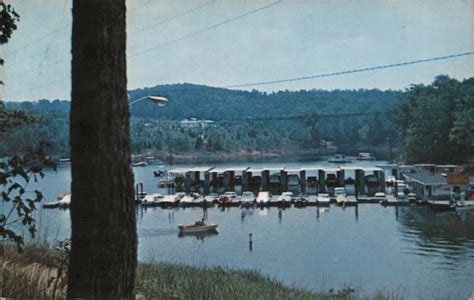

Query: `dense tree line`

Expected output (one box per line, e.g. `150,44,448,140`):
394,75,473,163
4,85,400,158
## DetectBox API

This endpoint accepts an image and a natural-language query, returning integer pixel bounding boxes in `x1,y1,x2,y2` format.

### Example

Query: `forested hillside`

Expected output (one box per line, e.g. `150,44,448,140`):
3,84,400,160
395,75,474,163
4,77,472,163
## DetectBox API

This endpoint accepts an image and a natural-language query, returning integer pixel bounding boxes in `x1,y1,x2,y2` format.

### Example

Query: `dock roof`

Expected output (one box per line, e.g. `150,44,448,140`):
404,172,447,185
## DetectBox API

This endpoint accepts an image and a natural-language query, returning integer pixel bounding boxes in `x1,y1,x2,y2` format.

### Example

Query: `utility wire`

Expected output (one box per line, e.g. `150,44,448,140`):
129,1,216,36
129,0,283,58
6,0,282,96
224,52,474,89
6,51,473,99
5,0,217,73
2,0,156,60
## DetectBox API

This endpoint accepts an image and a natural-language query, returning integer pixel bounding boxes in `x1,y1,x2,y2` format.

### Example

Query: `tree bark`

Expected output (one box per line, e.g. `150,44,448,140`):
68,0,137,298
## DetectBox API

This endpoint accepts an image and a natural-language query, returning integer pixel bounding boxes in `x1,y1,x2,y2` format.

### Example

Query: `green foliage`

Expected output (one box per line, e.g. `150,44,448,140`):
1,143,56,249
4,86,401,157
0,2,19,45
394,75,473,163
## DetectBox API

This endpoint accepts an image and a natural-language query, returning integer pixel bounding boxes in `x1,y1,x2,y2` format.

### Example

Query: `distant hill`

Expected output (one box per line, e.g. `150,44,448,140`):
3,83,402,159
6,83,402,120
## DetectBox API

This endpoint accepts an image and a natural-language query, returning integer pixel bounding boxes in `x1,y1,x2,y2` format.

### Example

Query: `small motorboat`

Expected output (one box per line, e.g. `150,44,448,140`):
334,187,347,206
132,161,147,167
329,154,352,163
180,193,201,206
278,192,293,207
294,196,308,207
455,199,474,212
317,193,330,206
142,193,163,207
407,193,418,203
371,192,387,203
240,191,255,207
178,220,218,233
218,192,239,206
356,152,376,161
205,193,219,203
256,191,271,206
158,194,180,207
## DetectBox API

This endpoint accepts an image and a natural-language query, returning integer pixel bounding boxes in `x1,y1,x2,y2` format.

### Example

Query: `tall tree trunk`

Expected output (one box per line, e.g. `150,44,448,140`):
68,0,137,298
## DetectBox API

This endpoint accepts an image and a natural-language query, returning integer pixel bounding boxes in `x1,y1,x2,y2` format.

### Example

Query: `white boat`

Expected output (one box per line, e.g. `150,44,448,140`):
204,193,219,204
407,193,417,203
193,194,206,206
240,191,255,206
307,195,318,206
335,187,347,206
317,193,330,206
256,191,271,206
180,193,200,206
133,161,147,167
356,152,376,161
294,195,309,207
329,154,352,163
456,200,474,211
142,193,163,207
158,194,180,207
277,192,293,207
178,220,218,233
373,192,387,202
175,192,186,201
218,191,238,206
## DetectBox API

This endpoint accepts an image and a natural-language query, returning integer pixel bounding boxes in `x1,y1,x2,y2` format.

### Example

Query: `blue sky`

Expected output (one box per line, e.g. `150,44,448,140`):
2,0,473,101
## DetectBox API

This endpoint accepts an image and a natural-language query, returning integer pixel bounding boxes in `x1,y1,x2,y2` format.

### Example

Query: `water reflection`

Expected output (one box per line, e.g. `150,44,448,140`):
178,229,219,241
398,206,474,265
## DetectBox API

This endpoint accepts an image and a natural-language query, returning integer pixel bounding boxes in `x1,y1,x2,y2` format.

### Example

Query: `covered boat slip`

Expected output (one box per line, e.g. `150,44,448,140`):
166,165,388,197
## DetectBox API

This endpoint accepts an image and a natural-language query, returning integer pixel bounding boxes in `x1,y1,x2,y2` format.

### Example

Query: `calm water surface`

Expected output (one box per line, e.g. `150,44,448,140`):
24,160,474,299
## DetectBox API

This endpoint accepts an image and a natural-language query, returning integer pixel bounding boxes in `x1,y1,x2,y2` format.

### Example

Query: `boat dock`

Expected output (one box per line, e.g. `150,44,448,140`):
166,165,394,196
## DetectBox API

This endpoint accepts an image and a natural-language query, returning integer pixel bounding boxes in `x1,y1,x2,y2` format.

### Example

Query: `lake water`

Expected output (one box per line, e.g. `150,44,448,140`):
20,159,474,299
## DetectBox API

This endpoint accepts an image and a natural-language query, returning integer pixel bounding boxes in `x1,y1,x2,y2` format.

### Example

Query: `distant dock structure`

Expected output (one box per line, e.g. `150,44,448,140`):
165,164,401,196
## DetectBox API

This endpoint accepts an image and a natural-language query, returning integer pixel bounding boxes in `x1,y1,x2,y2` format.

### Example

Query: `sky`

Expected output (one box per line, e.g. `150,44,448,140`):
1,0,473,101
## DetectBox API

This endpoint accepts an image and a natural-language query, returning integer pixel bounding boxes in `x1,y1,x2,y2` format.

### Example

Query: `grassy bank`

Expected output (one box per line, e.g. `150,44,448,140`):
2,243,403,299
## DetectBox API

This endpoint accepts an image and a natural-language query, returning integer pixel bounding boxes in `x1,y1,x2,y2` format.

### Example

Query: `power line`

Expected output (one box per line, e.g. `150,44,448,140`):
3,0,154,60
129,0,283,58
6,51,473,99
2,24,70,59
224,52,474,89
6,0,283,96
128,1,216,36
5,0,217,74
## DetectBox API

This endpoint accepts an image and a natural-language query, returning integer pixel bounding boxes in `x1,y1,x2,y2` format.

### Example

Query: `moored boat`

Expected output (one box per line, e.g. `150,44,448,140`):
256,191,271,206
142,193,163,207
334,187,347,206
329,154,352,163
158,194,180,207
240,191,256,207
133,161,147,167
455,200,474,211
277,192,293,207
294,196,308,207
317,193,330,206
180,193,200,206
218,191,238,206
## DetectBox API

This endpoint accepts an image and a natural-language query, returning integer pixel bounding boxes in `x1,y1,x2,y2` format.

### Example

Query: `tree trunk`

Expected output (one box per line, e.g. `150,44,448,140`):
68,0,137,298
